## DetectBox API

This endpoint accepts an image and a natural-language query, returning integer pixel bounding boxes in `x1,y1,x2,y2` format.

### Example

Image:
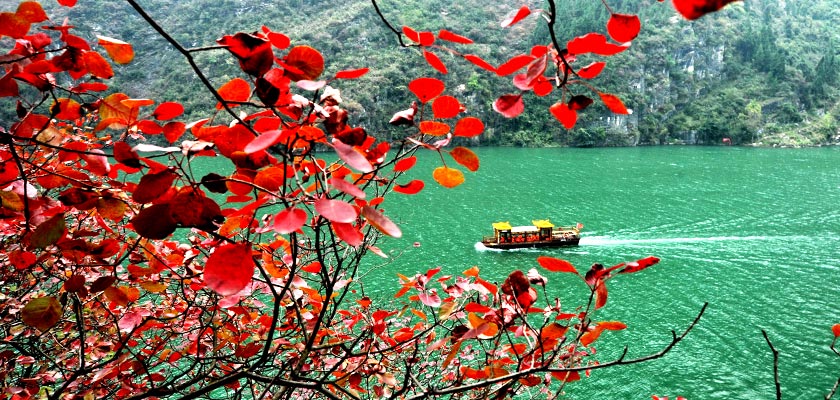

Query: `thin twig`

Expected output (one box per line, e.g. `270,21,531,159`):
370,0,408,47
826,377,840,400
122,0,249,129
762,330,782,400
405,303,708,399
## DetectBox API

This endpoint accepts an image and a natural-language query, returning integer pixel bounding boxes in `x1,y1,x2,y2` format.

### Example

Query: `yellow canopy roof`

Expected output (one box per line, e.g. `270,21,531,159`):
492,222,512,231
532,219,554,229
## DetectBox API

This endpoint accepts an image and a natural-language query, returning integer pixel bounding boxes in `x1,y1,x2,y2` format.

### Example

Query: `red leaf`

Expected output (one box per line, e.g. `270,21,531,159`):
533,78,553,96
493,94,524,118
567,33,631,56
21,297,62,332
453,116,484,137
832,324,840,338
432,95,462,119
423,50,448,74
136,120,163,135
577,61,607,79
542,323,569,340
0,12,30,39
389,104,416,126
132,169,177,203
153,102,184,121
394,156,417,172
438,29,473,44
419,121,450,136
17,2,48,23
594,280,608,309
30,213,66,250
0,71,20,97
244,129,283,154
315,198,358,223
402,26,420,43
0,158,19,184
332,138,373,173
53,98,82,120
131,204,177,239
599,321,627,331
501,6,531,28
394,180,424,195
599,92,629,114
217,32,274,76
537,256,578,274
97,36,134,64
673,0,741,20
205,242,254,296
329,177,366,199
463,54,496,72
9,250,36,270
450,147,479,172
464,302,491,313
433,166,464,189
551,371,580,382
332,222,363,246
273,207,307,234
607,13,641,43
72,82,108,92
362,206,402,238
618,256,660,274
549,102,577,129
296,79,326,91
566,97,592,113
408,77,445,103
417,31,435,46
496,54,535,76
90,276,116,293
580,326,603,347
284,45,325,81
83,51,114,79
104,286,130,307
64,274,85,292
216,78,251,109
266,30,290,49
335,67,369,79
302,262,322,273
113,141,141,168
163,121,186,143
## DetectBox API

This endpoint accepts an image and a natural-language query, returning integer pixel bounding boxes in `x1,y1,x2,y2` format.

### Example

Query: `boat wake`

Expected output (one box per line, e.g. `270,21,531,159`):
578,235,803,246
474,242,541,252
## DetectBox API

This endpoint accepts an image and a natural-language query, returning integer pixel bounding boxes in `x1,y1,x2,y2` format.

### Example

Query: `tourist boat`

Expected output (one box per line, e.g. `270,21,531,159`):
481,220,582,249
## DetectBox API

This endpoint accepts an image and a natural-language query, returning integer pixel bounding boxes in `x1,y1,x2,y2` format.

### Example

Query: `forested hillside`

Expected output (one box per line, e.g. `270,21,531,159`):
37,0,840,146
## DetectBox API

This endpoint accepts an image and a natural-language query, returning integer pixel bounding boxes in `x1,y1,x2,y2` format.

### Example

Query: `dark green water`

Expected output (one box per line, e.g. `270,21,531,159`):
361,146,840,399
197,146,838,398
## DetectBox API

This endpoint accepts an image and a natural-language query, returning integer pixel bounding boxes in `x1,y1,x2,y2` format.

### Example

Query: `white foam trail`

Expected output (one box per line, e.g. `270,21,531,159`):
473,242,542,253
579,235,806,246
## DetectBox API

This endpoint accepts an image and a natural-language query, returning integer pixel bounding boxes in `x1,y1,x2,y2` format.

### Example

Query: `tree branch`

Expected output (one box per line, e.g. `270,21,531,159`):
408,303,708,399
122,0,249,129
370,0,408,47
762,330,782,400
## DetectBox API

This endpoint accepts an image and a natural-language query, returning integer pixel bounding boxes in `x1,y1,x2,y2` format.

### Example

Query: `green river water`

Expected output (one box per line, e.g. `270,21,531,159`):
197,146,839,398
356,146,840,399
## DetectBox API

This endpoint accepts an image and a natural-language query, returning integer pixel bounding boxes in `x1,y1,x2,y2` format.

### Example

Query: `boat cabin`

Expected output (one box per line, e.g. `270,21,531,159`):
484,219,581,249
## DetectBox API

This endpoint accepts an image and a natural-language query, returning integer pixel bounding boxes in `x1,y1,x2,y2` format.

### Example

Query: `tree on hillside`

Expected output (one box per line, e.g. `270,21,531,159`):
6,1,828,399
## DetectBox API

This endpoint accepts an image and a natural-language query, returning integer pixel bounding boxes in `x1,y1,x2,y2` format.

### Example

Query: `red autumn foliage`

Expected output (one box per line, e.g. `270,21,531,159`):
0,0,740,399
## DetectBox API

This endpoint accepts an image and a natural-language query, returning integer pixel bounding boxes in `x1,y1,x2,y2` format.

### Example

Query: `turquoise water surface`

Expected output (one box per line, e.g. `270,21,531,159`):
357,146,840,399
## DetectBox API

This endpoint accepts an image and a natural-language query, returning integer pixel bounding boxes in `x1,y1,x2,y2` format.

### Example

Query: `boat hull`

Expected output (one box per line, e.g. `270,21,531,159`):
481,237,580,249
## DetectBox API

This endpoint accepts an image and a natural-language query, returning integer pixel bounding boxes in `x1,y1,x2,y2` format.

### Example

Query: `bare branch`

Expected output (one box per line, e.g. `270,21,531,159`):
762,330,782,400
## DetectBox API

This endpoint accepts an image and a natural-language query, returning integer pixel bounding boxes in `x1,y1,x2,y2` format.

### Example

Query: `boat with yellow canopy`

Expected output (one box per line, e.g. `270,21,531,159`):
481,219,581,249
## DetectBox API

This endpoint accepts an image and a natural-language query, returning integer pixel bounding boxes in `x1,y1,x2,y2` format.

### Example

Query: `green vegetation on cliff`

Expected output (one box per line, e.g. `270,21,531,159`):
30,0,840,147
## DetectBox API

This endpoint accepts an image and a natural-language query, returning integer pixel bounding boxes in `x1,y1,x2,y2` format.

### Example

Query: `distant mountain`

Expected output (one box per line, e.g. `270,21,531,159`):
35,0,840,146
